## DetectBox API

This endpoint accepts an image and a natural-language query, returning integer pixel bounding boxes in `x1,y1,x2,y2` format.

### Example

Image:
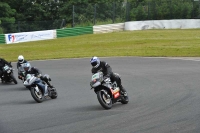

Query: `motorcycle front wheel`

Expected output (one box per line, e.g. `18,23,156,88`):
11,74,18,84
97,90,112,109
30,87,44,103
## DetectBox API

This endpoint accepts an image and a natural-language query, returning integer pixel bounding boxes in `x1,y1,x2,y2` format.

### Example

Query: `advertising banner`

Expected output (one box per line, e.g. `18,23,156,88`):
5,30,55,44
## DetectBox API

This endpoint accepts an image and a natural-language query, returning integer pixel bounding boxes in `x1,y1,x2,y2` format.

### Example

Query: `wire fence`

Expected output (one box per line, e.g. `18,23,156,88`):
1,1,200,34
0,20,65,34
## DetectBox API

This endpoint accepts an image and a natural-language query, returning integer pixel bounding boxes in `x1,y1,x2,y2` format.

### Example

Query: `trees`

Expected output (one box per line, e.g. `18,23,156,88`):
0,2,16,33
128,0,199,21
0,2,16,23
0,0,200,33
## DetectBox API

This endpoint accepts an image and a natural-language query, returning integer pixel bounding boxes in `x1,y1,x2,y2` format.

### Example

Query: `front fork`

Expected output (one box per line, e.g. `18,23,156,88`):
35,81,48,95
101,89,111,99
34,86,40,93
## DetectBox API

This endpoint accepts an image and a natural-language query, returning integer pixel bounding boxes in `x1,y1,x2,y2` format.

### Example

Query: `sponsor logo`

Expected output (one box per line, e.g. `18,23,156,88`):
8,34,28,43
111,87,120,99
8,34,15,42
114,92,120,98
31,33,51,39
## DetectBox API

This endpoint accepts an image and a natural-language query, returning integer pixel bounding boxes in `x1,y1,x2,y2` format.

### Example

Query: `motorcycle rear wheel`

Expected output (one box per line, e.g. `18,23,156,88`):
97,90,112,109
30,87,44,103
120,88,129,104
50,88,58,99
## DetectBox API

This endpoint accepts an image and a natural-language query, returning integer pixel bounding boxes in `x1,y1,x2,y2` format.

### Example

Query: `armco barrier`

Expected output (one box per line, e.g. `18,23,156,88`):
93,23,124,34
56,26,93,38
0,34,5,44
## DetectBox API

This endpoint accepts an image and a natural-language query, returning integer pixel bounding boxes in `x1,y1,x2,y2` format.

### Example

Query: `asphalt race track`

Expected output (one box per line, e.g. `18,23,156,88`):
0,57,200,133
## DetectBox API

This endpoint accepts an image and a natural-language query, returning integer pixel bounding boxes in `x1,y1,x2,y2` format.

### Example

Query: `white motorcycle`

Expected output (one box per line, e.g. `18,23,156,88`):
24,74,57,103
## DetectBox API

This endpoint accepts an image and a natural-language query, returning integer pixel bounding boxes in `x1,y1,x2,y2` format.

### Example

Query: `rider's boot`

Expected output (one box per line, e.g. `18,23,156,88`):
119,85,128,101
119,85,128,96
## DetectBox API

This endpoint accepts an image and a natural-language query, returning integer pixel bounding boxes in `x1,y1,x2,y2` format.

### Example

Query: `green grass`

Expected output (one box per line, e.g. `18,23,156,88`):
1,29,200,62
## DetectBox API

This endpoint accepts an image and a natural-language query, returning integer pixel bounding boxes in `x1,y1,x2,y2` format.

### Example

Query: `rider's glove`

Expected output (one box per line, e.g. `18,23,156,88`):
104,77,111,84
18,75,22,80
22,72,25,76
36,74,42,78
40,75,44,80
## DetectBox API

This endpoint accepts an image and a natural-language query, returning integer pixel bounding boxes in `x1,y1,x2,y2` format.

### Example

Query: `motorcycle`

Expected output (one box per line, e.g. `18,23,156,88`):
1,63,18,84
90,72,129,109
24,74,57,103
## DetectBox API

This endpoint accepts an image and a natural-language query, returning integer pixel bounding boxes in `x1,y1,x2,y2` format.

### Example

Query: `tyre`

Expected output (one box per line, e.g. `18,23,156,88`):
120,89,129,104
30,87,44,103
50,88,58,99
97,90,112,109
11,74,18,84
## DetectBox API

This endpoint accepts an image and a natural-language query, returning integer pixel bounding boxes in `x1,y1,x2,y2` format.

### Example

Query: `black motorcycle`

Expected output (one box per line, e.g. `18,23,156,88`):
1,63,17,84
90,72,129,109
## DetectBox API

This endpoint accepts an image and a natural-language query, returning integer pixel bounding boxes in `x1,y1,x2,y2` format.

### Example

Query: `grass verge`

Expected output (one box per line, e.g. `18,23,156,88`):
1,29,200,62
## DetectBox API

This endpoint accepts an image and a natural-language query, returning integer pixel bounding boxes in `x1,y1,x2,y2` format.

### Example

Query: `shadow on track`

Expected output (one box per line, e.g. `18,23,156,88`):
67,103,129,112
68,105,105,112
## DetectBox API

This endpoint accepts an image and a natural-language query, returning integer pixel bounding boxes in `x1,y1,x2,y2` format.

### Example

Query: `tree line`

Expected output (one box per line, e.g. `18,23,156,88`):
0,0,199,34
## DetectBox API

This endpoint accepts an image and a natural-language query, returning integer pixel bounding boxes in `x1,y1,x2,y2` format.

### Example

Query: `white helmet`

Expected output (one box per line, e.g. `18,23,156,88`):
18,55,24,63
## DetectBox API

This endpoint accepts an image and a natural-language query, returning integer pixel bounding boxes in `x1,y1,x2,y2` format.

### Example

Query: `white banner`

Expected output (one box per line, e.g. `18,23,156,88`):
125,19,200,31
5,30,55,44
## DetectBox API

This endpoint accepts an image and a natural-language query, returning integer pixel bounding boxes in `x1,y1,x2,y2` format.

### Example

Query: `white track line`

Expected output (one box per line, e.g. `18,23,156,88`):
15,56,200,63
145,57,200,61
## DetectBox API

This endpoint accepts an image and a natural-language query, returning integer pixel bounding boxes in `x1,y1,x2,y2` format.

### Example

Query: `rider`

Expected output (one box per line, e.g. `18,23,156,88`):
0,58,12,81
90,56,127,96
23,62,53,96
17,55,28,80
17,55,28,69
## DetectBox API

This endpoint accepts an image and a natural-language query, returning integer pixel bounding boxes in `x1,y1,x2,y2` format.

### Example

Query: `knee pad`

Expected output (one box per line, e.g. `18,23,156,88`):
43,74,50,82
